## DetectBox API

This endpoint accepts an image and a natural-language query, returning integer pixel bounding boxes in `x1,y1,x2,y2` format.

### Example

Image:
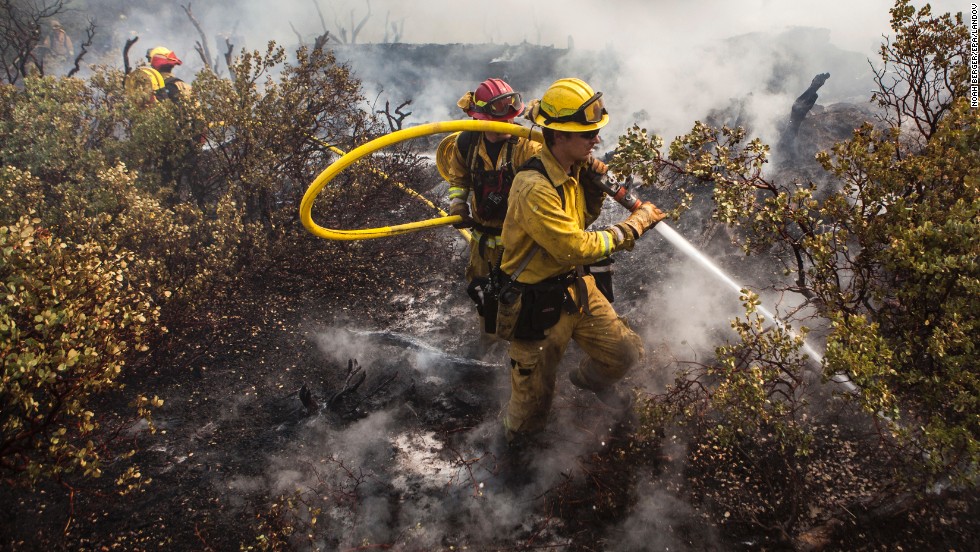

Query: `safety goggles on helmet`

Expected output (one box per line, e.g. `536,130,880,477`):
475,91,522,118
542,92,606,125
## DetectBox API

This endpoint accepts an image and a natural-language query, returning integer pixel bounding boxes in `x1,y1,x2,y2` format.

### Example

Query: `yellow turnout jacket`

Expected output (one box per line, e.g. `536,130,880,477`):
438,131,540,229
500,145,622,284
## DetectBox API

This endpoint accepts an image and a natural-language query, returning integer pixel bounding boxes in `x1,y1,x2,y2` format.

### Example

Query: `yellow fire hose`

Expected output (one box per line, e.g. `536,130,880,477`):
299,120,543,241
305,133,473,240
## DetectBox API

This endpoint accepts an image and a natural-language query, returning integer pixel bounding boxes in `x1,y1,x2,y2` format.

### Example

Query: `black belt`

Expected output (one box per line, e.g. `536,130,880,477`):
471,223,502,236
537,270,590,315
532,270,578,288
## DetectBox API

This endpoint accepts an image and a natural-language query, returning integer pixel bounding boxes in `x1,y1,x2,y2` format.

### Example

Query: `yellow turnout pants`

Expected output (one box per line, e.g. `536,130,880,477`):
504,275,644,441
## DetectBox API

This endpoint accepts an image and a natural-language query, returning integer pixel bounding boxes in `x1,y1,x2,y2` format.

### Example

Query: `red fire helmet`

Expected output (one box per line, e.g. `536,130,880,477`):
466,78,524,121
147,47,182,70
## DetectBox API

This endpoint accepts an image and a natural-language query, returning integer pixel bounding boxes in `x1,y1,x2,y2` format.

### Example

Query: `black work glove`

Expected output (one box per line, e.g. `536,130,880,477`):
449,201,474,229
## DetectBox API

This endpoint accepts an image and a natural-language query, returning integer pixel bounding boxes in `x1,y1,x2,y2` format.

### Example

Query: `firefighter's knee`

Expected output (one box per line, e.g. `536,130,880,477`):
616,317,645,367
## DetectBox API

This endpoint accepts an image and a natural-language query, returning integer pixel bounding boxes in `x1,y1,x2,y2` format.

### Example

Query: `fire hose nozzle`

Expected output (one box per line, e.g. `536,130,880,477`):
595,174,643,212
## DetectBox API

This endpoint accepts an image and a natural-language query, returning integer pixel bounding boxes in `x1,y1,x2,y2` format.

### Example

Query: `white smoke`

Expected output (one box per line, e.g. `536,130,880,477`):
237,0,959,143
219,0,960,54
645,253,744,361
89,0,962,143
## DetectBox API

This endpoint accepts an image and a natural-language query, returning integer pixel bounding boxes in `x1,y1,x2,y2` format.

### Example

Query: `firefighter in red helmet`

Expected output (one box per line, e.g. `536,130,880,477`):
147,46,181,70
125,46,192,104
436,79,541,351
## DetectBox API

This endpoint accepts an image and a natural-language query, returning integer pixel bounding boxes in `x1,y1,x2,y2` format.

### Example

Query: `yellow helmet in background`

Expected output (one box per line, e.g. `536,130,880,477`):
531,77,609,132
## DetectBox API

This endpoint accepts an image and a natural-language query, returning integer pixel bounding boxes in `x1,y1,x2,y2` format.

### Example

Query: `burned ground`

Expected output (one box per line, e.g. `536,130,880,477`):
0,221,687,550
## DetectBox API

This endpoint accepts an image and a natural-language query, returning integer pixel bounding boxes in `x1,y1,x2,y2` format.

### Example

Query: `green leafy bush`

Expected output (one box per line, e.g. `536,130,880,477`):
0,38,424,493
1,215,160,485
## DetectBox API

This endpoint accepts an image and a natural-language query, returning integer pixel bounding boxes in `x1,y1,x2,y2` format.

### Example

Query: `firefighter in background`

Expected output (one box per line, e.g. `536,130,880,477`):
125,46,192,104
436,78,540,346
123,46,202,197
496,77,666,446
37,20,73,73
41,19,75,71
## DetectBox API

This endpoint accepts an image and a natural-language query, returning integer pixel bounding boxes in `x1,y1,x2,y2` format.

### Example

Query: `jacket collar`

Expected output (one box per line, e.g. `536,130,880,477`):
540,145,583,189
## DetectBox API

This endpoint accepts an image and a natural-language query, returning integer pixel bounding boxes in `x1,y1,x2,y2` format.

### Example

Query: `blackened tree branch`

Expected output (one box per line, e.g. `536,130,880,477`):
122,36,138,75
67,20,95,78
181,3,216,73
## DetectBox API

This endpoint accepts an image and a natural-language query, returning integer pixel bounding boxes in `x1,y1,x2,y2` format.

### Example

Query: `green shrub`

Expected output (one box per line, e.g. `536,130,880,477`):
0,38,426,493
622,0,977,541
1,216,160,486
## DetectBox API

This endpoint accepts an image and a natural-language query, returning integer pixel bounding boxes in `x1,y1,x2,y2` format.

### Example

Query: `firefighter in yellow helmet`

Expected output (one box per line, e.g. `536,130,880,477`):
496,77,666,446
435,79,541,348
125,46,192,104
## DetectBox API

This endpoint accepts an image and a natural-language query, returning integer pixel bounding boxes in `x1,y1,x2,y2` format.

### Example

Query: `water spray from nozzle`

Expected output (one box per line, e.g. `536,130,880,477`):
599,174,859,394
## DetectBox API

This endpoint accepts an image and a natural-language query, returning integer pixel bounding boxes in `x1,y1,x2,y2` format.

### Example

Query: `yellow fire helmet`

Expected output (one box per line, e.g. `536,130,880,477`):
531,77,609,132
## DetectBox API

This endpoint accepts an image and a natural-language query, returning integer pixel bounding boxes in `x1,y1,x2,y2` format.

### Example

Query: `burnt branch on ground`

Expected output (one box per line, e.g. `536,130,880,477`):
327,359,366,411
307,359,400,420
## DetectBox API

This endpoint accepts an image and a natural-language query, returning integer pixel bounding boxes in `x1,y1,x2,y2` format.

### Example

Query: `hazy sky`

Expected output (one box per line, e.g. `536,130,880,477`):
223,0,965,52
119,0,964,143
